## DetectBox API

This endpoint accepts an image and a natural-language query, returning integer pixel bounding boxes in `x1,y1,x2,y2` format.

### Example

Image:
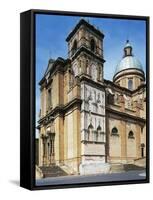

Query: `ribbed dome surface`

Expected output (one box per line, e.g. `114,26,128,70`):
115,56,143,74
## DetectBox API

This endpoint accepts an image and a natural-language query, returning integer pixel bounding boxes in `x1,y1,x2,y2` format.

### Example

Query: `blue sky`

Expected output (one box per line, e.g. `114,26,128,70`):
35,14,146,136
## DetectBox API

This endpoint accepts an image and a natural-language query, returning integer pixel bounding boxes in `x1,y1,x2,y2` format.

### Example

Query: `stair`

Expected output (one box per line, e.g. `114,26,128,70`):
40,165,68,178
110,163,124,173
123,164,145,171
134,157,146,167
60,165,75,175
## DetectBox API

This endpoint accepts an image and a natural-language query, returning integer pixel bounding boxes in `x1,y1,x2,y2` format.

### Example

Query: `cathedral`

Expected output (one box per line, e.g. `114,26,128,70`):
37,19,146,176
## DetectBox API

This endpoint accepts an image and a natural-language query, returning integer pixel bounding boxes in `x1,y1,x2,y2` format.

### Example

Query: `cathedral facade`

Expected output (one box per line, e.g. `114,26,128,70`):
37,19,146,176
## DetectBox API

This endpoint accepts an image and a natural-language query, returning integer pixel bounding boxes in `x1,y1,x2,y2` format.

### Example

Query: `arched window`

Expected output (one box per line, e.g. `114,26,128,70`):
111,127,119,136
90,39,95,52
93,130,98,141
128,79,133,90
88,123,93,141
86,59,89,74
47,88,52,109
97,125,101,131
128,130,134,139
97,125,102,142
72,40,77,55
79,60,82,74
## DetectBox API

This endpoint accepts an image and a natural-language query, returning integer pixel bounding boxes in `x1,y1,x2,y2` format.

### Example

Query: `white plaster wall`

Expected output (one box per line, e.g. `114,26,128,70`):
83,143,105,155
81,82,106,159
81,83,105,131
79,162,110,175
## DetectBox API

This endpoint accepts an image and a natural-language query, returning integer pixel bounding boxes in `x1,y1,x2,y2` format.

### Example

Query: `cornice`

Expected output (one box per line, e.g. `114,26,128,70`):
66,19,104,42
106,107,146,124
38,98,82,125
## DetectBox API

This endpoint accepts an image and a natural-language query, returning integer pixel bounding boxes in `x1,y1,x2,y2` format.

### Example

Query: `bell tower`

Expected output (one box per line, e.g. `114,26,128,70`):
66,19,109,175
66,19,105,82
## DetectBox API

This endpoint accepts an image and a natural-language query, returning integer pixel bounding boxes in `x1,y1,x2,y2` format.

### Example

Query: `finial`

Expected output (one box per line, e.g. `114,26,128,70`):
124,39,132,57
124,39,132,49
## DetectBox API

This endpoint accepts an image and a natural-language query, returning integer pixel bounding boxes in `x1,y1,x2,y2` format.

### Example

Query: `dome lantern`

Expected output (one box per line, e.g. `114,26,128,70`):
113,40,145,90
124,40,132,57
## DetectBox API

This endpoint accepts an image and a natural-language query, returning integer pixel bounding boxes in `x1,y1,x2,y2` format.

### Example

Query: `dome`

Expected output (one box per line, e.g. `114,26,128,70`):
114,40,144,76
115,55,143,75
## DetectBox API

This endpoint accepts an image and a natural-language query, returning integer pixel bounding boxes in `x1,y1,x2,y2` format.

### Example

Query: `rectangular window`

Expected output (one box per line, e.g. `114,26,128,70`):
47,88,52,109
128,78,133,90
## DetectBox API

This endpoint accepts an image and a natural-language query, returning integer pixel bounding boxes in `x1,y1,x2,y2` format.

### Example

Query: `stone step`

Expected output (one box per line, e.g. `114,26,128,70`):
40,165,68,178
110,164,124,173
123,164,145,171
110,163,145,173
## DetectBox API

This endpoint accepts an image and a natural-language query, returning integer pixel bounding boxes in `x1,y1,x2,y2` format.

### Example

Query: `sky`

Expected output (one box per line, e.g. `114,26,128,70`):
35,13,146,137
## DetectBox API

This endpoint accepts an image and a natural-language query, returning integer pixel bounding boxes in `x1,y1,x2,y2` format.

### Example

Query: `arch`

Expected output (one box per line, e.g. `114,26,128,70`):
90,38,96,52
111,127,119,136
88,123,93,129
87,123,93,141
128,130,134,139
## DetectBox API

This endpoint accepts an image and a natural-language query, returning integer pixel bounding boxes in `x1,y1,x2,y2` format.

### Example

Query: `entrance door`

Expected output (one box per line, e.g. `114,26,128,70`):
49,133,55,165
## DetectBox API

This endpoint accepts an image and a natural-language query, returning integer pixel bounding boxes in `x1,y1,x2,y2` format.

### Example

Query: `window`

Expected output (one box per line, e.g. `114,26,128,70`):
93,130,98,141
88,123,93,141
97,125,102,142
48,133,55,164
98,65,102,80
97,125,101,131
47,88,52,109
128,79,133,90
72,40,77,55
111,127,119,136
79,60,82,74
128,131,134,139
90,39,95,52
86,59,89,74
